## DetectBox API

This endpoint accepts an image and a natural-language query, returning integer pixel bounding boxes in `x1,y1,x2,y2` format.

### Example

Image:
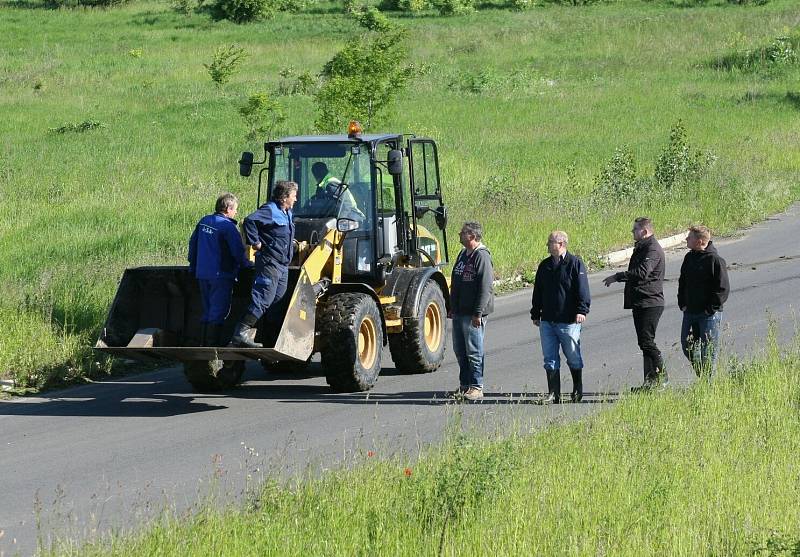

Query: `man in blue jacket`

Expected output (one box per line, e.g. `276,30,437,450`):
188,193,251,346
530,230,591,404
231,180,298,348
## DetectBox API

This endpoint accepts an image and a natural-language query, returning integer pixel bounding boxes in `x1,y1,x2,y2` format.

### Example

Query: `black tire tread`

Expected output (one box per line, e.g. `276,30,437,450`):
388,280,447,373
318,293,382,392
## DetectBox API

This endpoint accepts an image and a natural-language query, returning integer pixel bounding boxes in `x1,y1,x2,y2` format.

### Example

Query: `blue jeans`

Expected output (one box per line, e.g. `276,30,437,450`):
539,321,583,371
452,314,486,389
681,311,722,376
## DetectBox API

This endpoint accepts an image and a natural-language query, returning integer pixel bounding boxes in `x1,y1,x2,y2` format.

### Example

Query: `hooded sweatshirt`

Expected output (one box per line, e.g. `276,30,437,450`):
450,244,494,317
677,241,730,314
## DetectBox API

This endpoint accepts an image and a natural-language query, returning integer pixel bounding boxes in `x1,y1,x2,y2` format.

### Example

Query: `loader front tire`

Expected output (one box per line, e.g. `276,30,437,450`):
319,293,383,392
389,279,447,373
183,359,244,392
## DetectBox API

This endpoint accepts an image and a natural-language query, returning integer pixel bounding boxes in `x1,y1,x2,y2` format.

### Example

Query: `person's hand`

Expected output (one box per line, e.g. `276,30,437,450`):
447,310,453,319
576,314,586,324
533,319,540,327
252,242,262,251
603,275,617,287
471,316,482,328
680,306,686,312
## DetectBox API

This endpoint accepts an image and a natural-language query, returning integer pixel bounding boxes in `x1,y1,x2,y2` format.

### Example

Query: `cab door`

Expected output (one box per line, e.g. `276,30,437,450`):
408,139,449,266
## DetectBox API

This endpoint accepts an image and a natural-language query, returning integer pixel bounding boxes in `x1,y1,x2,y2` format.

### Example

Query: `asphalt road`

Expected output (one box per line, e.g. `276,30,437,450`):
2,205,799,555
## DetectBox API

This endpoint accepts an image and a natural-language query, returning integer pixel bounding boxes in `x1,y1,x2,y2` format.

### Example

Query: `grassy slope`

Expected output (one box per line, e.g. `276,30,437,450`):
1,0,799,386
52,337,800,556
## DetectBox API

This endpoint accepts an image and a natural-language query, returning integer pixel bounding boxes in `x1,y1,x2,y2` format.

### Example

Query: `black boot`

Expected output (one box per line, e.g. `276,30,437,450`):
543,369,561,404
205,324,223,347
231,314,262,348
569,367,583,403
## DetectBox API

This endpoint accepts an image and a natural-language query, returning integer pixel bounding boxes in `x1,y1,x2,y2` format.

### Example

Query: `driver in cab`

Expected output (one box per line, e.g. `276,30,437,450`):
308,162,365,222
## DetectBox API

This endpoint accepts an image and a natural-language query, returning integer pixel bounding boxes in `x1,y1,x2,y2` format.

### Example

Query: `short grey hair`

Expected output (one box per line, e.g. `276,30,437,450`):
215,193,238,213
271,180,299,204
461,221,483,241
549,230,568,245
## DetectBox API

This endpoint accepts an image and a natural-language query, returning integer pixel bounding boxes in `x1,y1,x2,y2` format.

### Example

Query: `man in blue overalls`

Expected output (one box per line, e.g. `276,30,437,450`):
231,180,298,348
188,193,251,346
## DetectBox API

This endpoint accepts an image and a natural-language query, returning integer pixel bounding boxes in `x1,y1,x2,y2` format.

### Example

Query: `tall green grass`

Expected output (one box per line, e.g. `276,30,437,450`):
49,335,800,555
1,0,799,387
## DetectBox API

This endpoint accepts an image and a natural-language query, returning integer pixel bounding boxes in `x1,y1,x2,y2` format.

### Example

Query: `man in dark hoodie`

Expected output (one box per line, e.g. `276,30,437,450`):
603,217,667,390
449,221,494,402
678,225,730,376
531,230,591,404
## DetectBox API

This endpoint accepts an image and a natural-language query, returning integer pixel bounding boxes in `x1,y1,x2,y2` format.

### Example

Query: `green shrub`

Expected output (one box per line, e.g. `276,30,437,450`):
277,66,318,96
204,44,248,85
654,121,715,189
712,33,798,73
49,120,106,134
379,0,430,12
593,147,638,199
315,9,415,131
47,0,131,8
215,0,275,23
435,0,474,15
239,93,286,140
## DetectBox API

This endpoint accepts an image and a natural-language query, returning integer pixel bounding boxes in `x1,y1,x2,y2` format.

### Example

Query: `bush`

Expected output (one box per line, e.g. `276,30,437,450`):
315,10,416,132
204,44,248,85
711,33,798,73
654,121,715,189
378,0,430,12
593,147,638,199
48,0,131,7
239,93,286,140
215,0,275,23
49,120,106,134
435,0,474,15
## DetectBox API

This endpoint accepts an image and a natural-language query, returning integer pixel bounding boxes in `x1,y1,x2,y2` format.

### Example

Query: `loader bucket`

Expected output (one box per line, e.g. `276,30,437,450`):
94,266,316,363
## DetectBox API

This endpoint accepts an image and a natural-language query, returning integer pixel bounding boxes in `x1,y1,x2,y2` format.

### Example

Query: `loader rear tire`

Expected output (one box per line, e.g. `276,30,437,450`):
389,279,447,373
183,359,244,392
319,293,383,392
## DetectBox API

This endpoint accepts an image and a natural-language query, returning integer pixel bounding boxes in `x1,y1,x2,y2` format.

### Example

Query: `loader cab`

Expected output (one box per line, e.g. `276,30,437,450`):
261,133,449,284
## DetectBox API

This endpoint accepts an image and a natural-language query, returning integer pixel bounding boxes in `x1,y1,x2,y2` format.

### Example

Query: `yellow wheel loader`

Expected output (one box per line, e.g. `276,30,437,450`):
95,124,451,393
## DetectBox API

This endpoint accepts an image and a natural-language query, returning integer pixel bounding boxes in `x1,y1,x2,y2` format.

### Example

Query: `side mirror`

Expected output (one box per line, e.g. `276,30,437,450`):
239,151,254,177
434,205,447,230
387,149,403,176
414,204,430,220
336,217,360,233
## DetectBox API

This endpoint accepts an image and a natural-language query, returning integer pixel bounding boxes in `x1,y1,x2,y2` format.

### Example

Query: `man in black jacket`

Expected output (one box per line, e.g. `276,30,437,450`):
603,217,666,390
678,225,730,376
531,230,591,403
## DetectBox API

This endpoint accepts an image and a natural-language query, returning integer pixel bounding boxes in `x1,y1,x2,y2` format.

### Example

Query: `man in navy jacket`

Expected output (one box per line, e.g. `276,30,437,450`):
531,230,591,403
231,180,298,348
188,193,251,346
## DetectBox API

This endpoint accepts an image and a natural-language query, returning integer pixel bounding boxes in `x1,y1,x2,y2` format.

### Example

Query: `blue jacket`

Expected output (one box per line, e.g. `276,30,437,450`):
243,201,295,268
188,213,250,280
530,252,591,323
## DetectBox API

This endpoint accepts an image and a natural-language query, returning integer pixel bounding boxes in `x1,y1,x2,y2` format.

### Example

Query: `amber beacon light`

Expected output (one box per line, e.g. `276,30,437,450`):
347,120,363,138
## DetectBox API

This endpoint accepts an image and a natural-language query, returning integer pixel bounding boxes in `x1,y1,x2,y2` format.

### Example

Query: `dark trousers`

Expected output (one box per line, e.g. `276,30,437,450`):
199,278,235,325
632,306,664,382
247,263,289,320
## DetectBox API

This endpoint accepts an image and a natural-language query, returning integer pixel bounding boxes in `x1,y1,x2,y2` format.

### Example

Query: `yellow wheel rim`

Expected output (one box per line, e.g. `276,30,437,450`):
423,301,442,352
358,315,378,369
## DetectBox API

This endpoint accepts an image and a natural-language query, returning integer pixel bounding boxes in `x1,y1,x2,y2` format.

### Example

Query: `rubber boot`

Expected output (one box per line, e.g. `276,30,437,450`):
231,314,263,348
543,369,561,404
205,324,223,347
569,367,583,403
